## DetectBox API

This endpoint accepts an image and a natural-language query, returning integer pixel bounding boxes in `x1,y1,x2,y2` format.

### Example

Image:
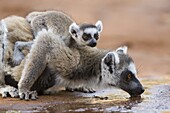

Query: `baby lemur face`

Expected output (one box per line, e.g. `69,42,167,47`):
69,20,103,47
101,46,144,97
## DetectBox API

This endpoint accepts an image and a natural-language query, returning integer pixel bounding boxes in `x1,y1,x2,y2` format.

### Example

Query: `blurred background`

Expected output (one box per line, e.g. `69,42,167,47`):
0,0,170,78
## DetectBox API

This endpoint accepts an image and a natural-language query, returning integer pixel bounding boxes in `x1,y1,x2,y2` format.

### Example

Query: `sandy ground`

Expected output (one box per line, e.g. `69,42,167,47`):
0,0,170,112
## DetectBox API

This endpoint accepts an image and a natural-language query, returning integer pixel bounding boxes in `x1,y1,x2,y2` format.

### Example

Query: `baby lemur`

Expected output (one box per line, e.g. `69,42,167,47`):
18,30,144,100
0,10,103,97
13,10,103,66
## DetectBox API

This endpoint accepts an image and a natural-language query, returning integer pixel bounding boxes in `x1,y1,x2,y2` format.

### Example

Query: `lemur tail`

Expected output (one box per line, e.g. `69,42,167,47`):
0,19,8,33
0,19,8,63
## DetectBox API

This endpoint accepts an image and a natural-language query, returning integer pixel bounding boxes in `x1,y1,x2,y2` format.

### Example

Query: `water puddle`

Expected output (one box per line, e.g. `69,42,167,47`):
3,76,170,113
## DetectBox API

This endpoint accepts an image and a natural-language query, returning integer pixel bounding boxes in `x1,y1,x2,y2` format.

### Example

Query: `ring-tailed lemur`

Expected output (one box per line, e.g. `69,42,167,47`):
17,30,144,100
0,11,103,98
13,11,103,66
0,16,33,67
0,16,33,98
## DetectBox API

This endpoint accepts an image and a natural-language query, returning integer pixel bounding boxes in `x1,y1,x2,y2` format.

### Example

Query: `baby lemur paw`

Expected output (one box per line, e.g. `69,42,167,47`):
66,87,96,93
12,54,24,66
19,89,38,100
0,85,19,98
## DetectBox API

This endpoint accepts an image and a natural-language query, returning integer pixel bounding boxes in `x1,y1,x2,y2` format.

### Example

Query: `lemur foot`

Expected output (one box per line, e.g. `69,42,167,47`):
66,87,96,93
0,86,19,98
19,89,38,100
77,87,96,93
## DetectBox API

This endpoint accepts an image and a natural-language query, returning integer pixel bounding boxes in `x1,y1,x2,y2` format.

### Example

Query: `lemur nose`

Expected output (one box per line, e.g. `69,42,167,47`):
140,87,145,94
88,41,97,47
91,42,97,47
137,87,145,95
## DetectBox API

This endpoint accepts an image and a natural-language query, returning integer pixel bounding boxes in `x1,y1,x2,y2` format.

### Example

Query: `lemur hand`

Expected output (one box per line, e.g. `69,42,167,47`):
19,89,38,100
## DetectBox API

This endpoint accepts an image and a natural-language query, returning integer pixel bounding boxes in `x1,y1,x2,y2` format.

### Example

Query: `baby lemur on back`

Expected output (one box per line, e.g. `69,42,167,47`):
18,30,144,100
0,10,103,97
13,10,103,66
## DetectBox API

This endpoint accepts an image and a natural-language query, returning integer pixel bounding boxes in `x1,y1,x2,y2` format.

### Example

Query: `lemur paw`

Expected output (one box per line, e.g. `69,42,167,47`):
12,56,24,66
65,87,75,92
19,89,38,100
77,87,96,93
0,86,19,98
66,87,96,93
12,59,22,66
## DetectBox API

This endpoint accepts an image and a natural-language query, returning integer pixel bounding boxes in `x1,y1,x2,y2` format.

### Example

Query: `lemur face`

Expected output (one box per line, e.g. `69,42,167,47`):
101,46,144,97
69,20,103,47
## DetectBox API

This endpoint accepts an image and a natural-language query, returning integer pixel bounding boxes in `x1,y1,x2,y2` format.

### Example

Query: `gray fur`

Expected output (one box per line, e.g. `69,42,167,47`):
12,11,103,66
0,11,103,98
13,41,33,65
18,30,144,100
27,10,103,47
0,16,33,67
0,16,33,98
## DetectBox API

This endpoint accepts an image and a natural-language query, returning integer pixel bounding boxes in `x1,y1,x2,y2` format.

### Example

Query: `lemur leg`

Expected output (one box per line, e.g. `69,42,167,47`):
66,87,96,93
0,52,18,98
0,85,18,98
18,38,48,100
0,56,19,98
0,24,19,98
31,66,56,95
13,41,33,66
43,86,59,95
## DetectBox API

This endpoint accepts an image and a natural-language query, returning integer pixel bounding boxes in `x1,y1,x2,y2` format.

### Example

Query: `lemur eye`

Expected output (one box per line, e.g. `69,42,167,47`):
82,33,91,41
127,74,132,80
94,33,99,40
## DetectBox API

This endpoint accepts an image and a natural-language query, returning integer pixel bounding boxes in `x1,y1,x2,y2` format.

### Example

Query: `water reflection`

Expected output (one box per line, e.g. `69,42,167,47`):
2,77,170,113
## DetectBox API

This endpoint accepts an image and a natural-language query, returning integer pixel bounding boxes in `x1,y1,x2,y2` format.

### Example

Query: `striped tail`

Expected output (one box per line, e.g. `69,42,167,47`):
0,19,8,65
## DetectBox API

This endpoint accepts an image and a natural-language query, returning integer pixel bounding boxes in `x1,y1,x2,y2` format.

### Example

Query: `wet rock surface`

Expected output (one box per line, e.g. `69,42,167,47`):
1,77,170,113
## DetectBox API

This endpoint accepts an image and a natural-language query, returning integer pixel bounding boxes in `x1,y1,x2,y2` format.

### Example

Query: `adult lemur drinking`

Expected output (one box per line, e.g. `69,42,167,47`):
18,30,144,100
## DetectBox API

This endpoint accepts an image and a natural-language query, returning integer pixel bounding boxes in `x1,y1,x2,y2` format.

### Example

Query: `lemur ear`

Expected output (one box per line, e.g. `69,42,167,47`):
69,22,80,38
116,46,128,54
95,20,103,32
102,52,120,66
